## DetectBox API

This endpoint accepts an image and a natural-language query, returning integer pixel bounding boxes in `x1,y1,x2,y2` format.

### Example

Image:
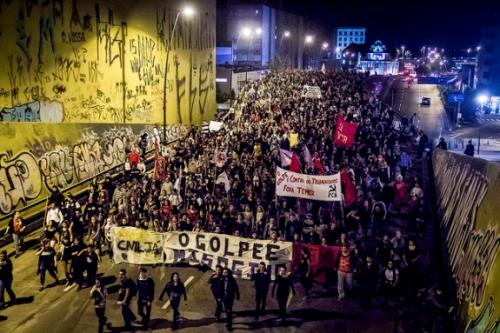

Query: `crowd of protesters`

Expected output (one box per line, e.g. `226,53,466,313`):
1,69,450,332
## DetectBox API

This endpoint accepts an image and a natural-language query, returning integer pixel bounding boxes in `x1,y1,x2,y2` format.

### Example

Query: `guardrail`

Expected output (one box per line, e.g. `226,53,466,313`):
0,137,182,248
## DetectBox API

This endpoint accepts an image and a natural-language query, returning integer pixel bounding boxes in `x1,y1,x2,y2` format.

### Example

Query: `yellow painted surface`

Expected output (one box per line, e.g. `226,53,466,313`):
0,0,216,125
0,122,186,228
433,150,500,332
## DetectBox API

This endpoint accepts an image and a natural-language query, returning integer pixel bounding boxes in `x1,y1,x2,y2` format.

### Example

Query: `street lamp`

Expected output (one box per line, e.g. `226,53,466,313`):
322,42,329,50
284,30,290,38
241,26,252,38
162,4,195,142
255,27,262,35
476,46,481,51
305,35,314,44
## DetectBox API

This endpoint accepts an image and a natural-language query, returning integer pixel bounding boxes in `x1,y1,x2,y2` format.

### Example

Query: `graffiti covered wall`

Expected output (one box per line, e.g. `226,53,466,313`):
0,0,216,125
0,122,186,229
432,150,500,333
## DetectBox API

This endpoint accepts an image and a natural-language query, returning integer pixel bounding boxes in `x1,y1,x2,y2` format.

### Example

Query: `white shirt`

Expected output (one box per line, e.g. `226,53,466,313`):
46,207,64,225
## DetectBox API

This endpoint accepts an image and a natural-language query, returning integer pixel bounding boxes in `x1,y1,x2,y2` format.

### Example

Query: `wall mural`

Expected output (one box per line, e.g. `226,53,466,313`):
433,150,500,333
0,122,186,228
0,0,216,125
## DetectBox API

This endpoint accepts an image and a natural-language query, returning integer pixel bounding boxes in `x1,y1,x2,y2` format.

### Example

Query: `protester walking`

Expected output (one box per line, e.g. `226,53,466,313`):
208,265,224,321
357,256,378,309
298,247,313,299
5,211,26,257
117,269,138,329
251,262,271,320
90,278,107,333
84,245,99,288
160,272,187,329
218,268,240,330
136,267,155,329
0,250,16,309
272,266,295,322
36,240,60,291
381,260,399,308
464,140,475,157
336,245,354,300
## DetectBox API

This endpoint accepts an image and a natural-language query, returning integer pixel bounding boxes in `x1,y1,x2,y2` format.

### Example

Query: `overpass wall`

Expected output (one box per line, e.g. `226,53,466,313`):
0,0,216,125
432,149,500,332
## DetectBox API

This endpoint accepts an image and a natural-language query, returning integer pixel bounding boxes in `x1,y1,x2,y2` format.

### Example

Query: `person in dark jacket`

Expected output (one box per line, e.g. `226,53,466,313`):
90,278,107,333
436,137,448,150
208,265,223,321
298,247,313,300
84,245,99,288
0,250,16,308
272,265,295,322
464,140,475,157
357,256,378,308
36,240,60,291
160,272,187,328
251,262,271,320
218,268,240,330
136,268,155,328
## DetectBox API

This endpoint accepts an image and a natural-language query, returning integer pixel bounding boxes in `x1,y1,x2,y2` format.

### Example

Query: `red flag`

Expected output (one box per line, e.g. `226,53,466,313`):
153,143,167,181
290,151,302,173
341,170,358,207
334,116,358,148
312,153,325,175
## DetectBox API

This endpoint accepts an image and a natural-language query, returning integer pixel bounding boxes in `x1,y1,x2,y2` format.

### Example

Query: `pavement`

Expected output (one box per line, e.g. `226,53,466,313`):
0,239,405,333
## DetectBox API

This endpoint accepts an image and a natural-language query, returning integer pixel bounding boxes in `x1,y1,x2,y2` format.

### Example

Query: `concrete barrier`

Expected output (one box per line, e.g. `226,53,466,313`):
432,149,500,332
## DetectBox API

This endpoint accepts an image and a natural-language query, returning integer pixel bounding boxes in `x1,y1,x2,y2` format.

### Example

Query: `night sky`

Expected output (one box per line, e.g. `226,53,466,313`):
283,0,487,55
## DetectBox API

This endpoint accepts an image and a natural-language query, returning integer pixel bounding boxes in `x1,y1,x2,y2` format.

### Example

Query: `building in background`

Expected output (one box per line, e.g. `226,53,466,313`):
216,1,304,69
477,0,500,102
334,27,366,59
356,40,399,75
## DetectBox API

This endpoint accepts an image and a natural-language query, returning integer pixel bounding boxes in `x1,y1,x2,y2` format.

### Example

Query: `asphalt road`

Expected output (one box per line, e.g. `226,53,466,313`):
0,241,402,333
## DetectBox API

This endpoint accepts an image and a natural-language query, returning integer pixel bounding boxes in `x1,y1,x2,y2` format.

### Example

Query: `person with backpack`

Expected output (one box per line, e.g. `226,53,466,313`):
117,269,138,329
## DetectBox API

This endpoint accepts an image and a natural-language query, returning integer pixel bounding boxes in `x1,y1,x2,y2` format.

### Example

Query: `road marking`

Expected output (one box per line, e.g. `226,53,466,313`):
162,275,194,310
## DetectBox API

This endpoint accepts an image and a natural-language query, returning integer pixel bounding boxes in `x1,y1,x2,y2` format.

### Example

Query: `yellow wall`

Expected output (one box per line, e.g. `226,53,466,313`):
0,122,186,228
432,150,500,333
0,0,216,125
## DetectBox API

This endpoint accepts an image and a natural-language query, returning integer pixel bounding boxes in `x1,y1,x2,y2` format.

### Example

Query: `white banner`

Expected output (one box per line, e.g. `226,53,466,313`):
276,166,341,201
111,228,292,279
301,85,322,99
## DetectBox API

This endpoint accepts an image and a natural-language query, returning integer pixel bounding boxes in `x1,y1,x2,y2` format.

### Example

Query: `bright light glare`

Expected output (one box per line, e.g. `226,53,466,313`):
477,46,481,51
336,47,341,52
241,27,252,37
284,31,291,38
182,5,195,17
305,35,314,44
477,94,489,104
255,27,262,35
322,42,329,49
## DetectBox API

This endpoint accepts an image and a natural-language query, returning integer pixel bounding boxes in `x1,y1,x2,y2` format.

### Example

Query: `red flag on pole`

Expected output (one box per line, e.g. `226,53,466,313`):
341,170,358,207
290,151,302,173
334,116,358,148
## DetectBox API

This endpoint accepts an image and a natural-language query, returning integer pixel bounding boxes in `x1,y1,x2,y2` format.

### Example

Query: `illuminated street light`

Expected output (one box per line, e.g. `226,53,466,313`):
162,4,196,141
322,42,329,49
241,27,252,38
182,5,195,17
467,48,472,54
476,46,481,51
477,94,489,104
305,35,314,44
255,27,262,35
284,30,291,38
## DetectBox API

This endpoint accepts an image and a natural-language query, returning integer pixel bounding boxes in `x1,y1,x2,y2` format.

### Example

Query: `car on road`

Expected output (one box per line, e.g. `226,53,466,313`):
421,97,431,106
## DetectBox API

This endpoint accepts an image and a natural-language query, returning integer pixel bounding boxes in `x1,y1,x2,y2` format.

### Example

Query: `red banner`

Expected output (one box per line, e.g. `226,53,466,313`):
334,116,358,148
292,243,341,284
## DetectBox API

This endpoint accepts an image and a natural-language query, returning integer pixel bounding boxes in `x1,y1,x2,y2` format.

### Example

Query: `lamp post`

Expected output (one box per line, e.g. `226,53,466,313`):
162,5,195,144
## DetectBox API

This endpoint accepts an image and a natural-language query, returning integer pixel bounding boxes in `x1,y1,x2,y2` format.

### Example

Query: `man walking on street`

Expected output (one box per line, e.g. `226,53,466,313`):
90,278,107,333
336,245,354,300
117,269,138,329
251,262,271,320
464,140,475,157
208,265,223,321
0,250,16,308
272,265,295,322
136,268,155,329
219,268,240,330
